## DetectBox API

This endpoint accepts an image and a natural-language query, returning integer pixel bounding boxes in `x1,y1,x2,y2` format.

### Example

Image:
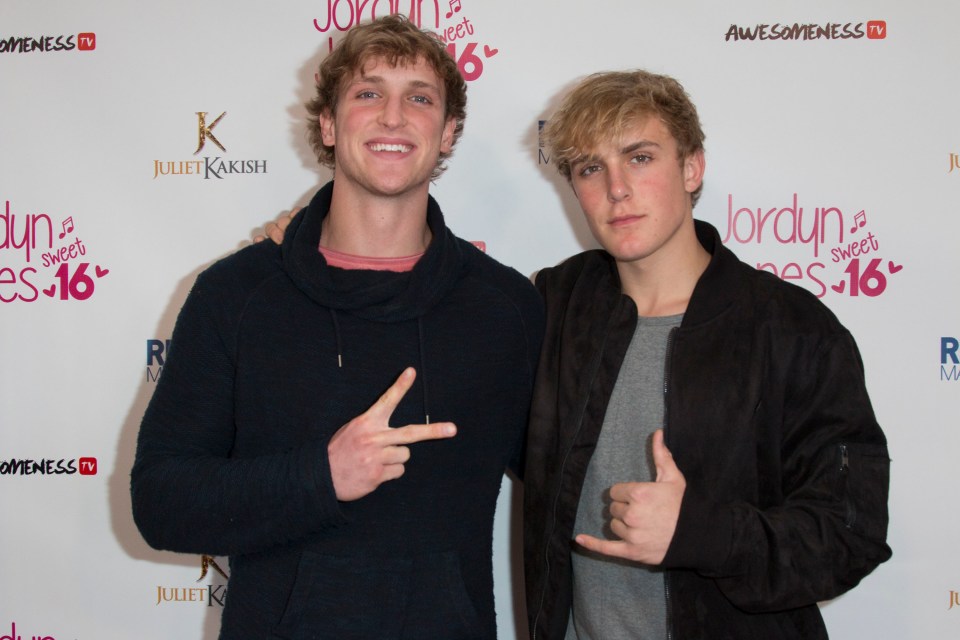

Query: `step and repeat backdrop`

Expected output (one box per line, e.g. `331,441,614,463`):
1,0,957,638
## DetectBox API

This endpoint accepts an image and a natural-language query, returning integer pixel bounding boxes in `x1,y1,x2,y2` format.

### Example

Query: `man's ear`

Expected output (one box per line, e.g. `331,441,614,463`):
319,110,336,147
439,116,456,154
683,149,705,194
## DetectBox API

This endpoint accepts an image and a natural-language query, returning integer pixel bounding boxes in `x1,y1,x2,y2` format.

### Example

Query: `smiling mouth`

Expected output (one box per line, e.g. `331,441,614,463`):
369,143,412,153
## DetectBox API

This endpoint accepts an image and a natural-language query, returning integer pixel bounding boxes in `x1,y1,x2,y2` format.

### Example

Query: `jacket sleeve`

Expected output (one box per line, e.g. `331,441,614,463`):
130,270,347,557
662,328,891,611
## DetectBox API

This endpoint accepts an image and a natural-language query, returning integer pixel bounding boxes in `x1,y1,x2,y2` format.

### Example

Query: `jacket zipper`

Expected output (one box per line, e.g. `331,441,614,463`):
531,307,618,640
839,443,854,528
662,326,678,640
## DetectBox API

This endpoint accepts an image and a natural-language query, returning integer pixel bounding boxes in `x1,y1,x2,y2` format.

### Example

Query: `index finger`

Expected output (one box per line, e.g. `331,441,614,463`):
575,534,630,560
368,367,417,418
387,421,457,445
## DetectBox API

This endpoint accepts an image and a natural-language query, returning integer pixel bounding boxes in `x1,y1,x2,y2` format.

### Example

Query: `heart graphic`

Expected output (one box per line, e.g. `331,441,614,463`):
95,265,110,278
483,45,499,58
43,285,56,297
888,261,903,274
831,281,846,294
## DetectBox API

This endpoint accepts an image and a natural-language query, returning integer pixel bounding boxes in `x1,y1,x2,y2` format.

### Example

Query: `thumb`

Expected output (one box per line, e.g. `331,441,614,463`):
652,429,681,482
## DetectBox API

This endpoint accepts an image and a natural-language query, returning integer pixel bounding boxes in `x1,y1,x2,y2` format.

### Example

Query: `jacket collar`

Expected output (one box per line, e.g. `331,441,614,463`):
578,219,743,328
682,219,745,328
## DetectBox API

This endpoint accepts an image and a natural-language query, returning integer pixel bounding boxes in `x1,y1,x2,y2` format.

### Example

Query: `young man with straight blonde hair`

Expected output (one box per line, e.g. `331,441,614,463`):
524,69,890,639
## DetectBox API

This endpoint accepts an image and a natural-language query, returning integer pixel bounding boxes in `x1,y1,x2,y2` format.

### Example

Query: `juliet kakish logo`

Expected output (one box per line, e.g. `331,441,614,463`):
721,193,902,299
941,337,959,382
0,32,95,54
0,200,110,304
146,338,171,383
724,19,886,42
152,112,268,180
313,0,498,82
0,457,97,476
949,153,960,174
156,556,228,607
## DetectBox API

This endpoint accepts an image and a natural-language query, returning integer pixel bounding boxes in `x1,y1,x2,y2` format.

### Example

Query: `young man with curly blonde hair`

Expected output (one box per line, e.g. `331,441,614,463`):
132,15,542,639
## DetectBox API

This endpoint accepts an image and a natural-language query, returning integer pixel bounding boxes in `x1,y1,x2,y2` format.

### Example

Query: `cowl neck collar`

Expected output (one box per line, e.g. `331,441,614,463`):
282,181,466,322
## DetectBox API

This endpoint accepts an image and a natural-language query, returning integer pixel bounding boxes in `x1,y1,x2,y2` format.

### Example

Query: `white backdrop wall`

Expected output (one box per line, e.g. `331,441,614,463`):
1,0,956,638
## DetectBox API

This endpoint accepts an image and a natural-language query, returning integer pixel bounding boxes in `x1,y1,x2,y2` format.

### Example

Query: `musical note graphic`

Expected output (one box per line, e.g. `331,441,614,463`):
58,216,74,239
850,210,866,234
445,0,462,18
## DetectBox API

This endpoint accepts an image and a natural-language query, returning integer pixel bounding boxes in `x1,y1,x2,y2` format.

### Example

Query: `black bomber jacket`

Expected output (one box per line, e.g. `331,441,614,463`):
523,220,891,639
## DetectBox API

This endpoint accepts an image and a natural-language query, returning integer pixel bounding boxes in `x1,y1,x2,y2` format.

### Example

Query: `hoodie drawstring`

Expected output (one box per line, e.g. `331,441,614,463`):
329,309,343,368
418,317,430,424
329,309,431,424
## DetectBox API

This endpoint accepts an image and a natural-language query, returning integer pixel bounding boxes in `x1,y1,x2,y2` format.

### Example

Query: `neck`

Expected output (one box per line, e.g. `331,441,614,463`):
617,226,710,318
321,182,433,257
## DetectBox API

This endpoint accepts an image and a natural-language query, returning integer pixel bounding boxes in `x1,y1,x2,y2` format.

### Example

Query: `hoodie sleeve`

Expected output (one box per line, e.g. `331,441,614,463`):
130,260,347,557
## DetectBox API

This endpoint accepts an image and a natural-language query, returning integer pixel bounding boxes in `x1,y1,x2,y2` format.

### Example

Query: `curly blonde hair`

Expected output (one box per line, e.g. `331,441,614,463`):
305,14,467,179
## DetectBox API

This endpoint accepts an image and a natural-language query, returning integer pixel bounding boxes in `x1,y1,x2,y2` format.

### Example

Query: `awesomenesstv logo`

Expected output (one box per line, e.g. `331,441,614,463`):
0,457,97,476
721,194,902,299
313,0,499,82
0,201,110,303
724,20,886,42
0,32,95,54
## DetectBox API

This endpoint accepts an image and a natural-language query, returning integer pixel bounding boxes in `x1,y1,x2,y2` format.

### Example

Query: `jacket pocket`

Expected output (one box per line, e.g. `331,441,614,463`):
410,550,483,639
837,442,890,539
271,552,405,640
271,550,483,640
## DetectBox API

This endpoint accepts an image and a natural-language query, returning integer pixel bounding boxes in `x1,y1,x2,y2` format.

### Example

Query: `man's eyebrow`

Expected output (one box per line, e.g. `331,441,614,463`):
620,140,661,155
350,75,441,93
570,152,602,168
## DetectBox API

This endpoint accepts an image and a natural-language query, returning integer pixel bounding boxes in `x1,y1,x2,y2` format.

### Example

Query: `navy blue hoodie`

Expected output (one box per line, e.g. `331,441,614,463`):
132,182,544,639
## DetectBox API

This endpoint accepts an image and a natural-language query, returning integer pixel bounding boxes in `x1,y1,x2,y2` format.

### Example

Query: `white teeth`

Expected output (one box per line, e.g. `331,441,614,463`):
370,143,411,152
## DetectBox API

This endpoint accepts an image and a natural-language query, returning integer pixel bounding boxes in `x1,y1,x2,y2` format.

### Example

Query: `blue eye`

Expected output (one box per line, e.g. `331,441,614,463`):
578,164,601,177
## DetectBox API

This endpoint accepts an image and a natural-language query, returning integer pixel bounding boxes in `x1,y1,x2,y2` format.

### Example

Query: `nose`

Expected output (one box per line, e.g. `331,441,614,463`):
606,167,631,203
378,95,406,129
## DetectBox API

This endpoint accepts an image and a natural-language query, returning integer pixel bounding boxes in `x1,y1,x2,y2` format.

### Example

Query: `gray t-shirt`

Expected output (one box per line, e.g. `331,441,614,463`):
566,313,682,640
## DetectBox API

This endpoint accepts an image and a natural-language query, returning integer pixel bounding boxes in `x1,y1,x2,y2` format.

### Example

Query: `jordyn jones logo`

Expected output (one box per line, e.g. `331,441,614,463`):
724,19,886,42
0,201,110,304
0,32,95,54
152,112,268,180
0,457,97,476
942,337,959,381
313,0,498,82
721,193,903,299
1,621,56,640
